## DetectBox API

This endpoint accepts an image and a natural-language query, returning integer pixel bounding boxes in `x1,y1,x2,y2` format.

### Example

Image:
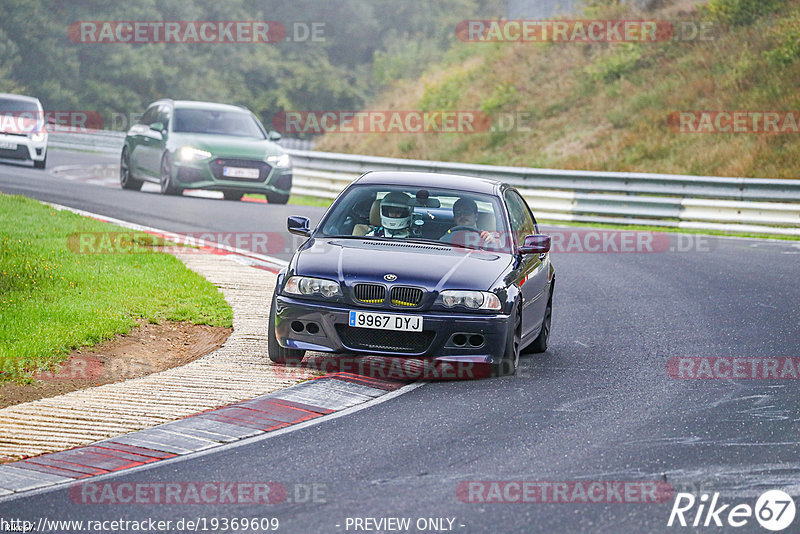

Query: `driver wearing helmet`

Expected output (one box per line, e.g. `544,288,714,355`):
365,191,413,238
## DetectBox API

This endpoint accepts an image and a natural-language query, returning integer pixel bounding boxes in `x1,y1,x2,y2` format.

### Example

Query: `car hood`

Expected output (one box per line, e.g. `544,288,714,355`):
292,238,513,292
168,133,282,159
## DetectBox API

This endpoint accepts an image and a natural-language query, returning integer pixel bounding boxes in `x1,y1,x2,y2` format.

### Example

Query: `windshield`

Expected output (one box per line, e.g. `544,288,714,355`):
0,98,40,115
319,184,511,252
172,108,266,138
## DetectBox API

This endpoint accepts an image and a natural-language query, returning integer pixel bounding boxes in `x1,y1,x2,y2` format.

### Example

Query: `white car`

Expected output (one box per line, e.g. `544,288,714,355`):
0,93,48,169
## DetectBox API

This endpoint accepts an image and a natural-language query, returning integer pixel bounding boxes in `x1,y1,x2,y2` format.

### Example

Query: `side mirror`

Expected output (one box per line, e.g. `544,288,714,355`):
518,234,551,255
268,130,282,141
149,122,166,137
287,216,311,237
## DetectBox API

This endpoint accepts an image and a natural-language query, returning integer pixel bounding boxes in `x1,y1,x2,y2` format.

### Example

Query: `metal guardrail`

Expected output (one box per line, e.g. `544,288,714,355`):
286,149,800,236
49,130,125,154
48,130,315,153
48,131,800,236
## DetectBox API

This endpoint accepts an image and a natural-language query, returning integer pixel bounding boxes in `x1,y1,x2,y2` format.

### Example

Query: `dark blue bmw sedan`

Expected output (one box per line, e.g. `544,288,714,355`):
268,171,554,376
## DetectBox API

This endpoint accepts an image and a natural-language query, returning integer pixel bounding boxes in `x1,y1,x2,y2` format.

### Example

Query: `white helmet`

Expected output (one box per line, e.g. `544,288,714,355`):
380,191,412,232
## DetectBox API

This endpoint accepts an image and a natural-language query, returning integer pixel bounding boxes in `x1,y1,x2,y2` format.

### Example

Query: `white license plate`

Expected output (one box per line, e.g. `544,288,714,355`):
0,141,17,150
349,311,423,332
223,166,260,179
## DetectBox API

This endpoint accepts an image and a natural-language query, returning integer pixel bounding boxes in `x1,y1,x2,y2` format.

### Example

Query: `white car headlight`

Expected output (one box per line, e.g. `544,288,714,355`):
267,153,291,168
284,276,342,298
177,146,211,162
440,290,501,311
30,132,46,142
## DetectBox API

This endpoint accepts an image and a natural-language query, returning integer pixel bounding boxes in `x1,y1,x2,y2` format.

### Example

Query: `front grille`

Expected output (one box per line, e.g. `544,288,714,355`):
177,167,205,183
0,146,31,159
208,158,271,182
335,324,434,353
390,286,423,307
354,283,386,304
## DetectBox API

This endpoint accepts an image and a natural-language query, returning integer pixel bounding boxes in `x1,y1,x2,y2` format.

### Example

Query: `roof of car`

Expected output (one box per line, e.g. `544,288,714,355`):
0,93,42,104
354,171,503,194
169,100,250,112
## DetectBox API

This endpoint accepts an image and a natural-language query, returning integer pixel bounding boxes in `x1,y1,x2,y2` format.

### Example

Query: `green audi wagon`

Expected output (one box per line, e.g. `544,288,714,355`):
120,100,292,203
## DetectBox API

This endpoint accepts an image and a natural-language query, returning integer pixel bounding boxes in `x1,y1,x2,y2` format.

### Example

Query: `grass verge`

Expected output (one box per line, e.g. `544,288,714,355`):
288,194,335,208
243,193,334,207
0,193,233,383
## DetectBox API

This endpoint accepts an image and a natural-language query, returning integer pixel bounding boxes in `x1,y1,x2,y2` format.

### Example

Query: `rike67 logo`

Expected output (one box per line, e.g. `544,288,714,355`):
668,490,796,531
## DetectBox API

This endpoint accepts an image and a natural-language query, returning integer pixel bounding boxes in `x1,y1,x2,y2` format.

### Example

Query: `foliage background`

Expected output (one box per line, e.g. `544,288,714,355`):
0,0,503,130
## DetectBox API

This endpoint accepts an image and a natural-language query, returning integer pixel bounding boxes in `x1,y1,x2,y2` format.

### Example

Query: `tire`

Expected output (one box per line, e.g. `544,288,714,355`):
120,148,143,190
159,153,183,195
267,291,305,365
33,154,46,170
222,190,244,201
493,307,521,377
527,284,553,354
266,191,290,204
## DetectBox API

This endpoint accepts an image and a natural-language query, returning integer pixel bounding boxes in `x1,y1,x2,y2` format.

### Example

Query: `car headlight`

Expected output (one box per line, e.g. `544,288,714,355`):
30,132,46,142
439,290,501,311
267,153,291,168
177,146,211,162
284,276,342,298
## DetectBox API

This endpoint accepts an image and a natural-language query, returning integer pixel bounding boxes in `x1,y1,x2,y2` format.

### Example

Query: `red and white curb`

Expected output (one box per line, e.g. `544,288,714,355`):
0,374,417,497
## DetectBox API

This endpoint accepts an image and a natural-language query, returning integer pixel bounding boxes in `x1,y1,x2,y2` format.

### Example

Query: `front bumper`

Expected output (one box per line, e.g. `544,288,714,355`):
0,133,47,162
170,157,292,195
274,295,512,365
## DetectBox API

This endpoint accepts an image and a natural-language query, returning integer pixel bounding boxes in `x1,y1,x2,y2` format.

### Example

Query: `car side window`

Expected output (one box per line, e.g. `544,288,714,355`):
156,105,170,130
139,106,159,126
504,190,536,247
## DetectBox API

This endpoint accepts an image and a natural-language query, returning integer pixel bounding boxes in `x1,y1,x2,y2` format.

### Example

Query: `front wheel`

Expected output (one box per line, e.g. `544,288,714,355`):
120,148,142,190
33,154,47,170
159,153,183,196
493,308,520,377
527,285,553,354
267,292,305,365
